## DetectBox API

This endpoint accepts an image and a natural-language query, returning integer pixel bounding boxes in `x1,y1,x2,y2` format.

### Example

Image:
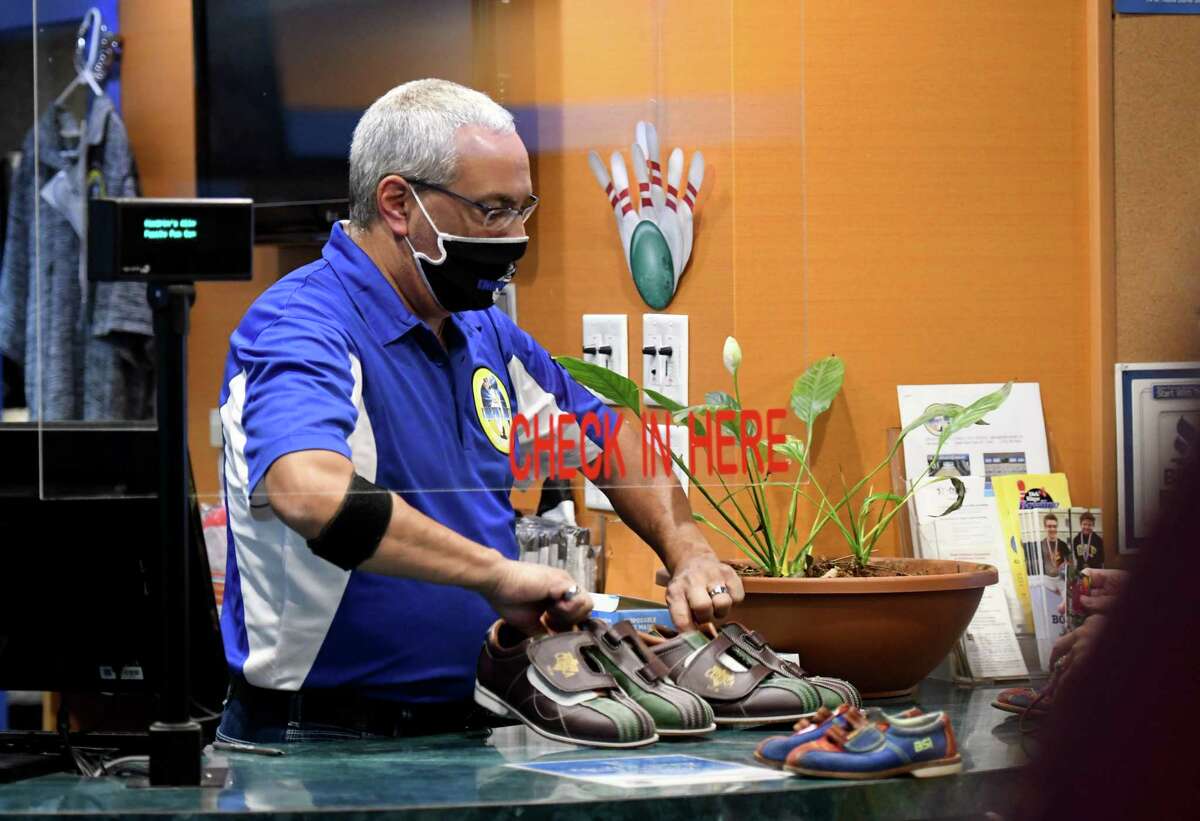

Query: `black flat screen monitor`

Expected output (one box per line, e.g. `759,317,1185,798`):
193,0,478,243
0,424,227,708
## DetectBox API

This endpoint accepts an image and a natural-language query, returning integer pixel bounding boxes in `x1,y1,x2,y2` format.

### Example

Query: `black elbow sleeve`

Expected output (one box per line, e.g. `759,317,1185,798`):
306,473,394,571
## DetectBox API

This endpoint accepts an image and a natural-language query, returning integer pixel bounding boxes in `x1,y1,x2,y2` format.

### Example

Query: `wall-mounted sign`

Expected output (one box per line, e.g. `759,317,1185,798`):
1115,362,1200,553
1116,0,1200,13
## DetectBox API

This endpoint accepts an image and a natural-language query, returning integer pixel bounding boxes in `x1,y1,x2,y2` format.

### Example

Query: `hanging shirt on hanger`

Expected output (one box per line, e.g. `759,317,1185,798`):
0,95,154,420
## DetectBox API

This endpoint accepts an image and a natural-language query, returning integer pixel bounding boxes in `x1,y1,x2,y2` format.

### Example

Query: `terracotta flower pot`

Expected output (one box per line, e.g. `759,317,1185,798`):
728,558,997,697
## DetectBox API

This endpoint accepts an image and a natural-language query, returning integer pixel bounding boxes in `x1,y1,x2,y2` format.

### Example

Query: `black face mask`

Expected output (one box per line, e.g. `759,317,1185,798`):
406,189,528,312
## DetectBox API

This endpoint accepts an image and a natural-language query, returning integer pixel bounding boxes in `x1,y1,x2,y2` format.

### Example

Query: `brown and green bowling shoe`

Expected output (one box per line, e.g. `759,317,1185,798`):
705,622,862,710
475,621,658,748
581,620,716,737
640,628,825,725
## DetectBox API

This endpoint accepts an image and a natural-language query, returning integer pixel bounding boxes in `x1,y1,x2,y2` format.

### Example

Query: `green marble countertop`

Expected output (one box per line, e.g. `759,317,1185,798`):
0,679,1031,819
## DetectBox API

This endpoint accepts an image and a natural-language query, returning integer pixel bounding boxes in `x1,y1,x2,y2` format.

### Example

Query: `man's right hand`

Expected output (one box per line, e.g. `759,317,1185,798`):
483,559,594,636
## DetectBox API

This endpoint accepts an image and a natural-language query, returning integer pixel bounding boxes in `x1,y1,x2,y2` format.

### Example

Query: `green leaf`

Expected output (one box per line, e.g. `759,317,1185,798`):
858,491,904,527
705,391,739,410
772,434,807,464
933,476,966,517
936,382,1012,449
644,388,685,414
790,356,845,428
898,402,962,441
557,356,642,413
693,512,772,571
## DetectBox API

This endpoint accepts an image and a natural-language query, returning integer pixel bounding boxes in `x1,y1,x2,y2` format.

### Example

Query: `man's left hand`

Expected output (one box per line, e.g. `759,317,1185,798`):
664,548,745,630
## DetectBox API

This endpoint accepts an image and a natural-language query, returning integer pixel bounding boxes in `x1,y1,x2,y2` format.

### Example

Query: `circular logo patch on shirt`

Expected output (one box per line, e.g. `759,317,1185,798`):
472,367,513,454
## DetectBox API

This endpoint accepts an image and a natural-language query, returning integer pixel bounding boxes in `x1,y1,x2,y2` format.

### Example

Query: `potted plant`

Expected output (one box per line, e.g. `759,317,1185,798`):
558,339,1009,696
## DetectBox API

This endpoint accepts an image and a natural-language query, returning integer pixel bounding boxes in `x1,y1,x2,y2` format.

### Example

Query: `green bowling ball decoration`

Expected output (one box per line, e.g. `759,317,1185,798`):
587,123,706,310
629,221,675,311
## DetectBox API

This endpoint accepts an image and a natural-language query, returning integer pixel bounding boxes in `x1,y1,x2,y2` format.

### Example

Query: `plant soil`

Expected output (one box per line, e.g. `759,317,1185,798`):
733,556,926,579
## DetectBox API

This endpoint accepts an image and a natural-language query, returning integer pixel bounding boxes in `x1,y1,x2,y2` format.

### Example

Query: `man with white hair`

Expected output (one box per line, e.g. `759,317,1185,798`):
215,79,741,742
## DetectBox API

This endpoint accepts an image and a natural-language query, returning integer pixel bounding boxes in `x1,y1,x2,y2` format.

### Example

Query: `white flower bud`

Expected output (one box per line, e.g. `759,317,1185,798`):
723,336,742,375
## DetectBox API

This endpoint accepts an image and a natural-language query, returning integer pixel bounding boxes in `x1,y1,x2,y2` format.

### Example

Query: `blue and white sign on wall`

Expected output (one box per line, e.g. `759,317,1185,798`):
1115,362,1200,554
1116,0,1200,13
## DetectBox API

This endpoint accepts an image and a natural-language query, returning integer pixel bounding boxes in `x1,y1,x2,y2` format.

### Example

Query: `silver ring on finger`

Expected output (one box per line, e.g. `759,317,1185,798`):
708,584,729,598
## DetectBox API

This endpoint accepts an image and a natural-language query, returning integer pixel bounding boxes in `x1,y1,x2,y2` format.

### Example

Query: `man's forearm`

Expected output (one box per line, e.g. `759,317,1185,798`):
266,449,504,594
358,495,505,593
600,422,715,571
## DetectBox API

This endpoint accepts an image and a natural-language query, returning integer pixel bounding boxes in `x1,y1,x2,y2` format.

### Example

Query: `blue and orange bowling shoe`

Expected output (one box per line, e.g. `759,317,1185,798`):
783,707,962,779
754,705,851,768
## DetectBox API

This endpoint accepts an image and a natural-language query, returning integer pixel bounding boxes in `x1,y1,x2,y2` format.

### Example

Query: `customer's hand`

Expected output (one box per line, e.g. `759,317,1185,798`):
1048,614,1108,688
483,559,593,635
664,546,744,630
1079,568,1129,614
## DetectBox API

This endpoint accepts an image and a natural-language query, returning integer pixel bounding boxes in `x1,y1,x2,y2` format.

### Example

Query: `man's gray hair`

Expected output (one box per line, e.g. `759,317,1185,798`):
348,78,516,228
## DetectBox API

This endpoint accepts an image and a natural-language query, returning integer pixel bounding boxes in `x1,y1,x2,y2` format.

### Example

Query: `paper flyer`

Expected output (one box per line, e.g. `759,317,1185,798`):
897,382,1049,627
915,477,1027,679
896,383,1050,505
991,474,1072,634
914,476,1020,625
959,586,1029,679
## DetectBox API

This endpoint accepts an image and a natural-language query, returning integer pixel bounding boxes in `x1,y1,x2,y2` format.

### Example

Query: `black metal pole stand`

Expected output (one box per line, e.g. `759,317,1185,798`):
147,282,202,787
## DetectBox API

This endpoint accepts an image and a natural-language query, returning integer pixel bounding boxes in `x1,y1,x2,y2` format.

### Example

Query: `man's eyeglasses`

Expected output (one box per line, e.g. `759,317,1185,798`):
407,179,538,231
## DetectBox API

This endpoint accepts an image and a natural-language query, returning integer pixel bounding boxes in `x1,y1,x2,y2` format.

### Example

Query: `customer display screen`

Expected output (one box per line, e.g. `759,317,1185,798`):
89,198,254,282
121,201,252,279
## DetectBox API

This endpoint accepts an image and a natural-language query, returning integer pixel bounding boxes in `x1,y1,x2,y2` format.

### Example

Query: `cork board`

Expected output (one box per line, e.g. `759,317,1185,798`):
1115,13,1200,362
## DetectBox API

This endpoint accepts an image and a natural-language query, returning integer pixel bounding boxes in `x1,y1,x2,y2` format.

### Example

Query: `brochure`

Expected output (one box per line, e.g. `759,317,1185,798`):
1019,506,1068,671
1062,507,1104,630
991,473,1072,632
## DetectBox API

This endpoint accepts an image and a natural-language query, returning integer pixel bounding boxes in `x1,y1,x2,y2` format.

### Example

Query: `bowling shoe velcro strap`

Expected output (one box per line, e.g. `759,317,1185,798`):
598,621,673,684
672,635,771,701
527,632,616,693
718,623,807,678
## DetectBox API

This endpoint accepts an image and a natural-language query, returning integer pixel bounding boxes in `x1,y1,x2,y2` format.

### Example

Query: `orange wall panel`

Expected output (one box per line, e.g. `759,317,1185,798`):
117,1,1101,592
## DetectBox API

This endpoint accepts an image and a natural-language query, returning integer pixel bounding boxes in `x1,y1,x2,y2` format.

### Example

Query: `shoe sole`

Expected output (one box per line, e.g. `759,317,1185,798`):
656,723,718,737
753,751,786,769
473,683,659,749
713,710,818,727
990,700,1048,716
786,755,964,780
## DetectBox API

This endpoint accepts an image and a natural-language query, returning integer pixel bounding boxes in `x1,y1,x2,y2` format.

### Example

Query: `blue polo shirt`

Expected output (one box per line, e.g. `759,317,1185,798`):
218,222,616,702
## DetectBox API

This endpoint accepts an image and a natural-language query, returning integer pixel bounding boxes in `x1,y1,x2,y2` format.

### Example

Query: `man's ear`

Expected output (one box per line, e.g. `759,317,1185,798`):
376,175,412,238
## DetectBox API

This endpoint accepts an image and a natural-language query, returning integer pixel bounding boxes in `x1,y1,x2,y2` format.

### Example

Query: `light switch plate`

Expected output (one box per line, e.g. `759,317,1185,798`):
581,314,628,404
642,313,688,407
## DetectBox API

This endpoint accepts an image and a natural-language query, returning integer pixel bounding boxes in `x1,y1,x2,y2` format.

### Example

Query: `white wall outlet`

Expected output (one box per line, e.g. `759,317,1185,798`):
642,313,688,407
581,314,628,404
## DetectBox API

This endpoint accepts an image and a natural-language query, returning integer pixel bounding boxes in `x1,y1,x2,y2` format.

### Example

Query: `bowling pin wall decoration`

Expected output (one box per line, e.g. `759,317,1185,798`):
587,122,704,310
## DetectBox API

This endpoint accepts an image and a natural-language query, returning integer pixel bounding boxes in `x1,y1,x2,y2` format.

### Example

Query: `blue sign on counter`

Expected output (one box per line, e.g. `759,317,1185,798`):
511,754,787,787
1116,0,1200,12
